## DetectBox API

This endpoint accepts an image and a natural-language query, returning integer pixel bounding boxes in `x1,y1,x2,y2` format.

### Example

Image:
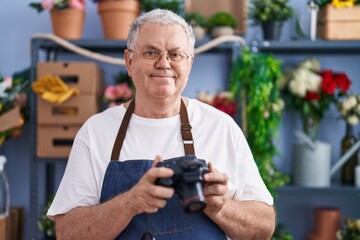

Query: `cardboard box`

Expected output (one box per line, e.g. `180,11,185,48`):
37,61,102,95
37,125,80,158
317,5,360,40
185,0,247,35
37,95,99,125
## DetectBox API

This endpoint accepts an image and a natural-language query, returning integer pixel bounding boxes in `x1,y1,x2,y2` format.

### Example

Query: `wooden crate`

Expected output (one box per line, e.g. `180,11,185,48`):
185,0,247,35
317,5,360,40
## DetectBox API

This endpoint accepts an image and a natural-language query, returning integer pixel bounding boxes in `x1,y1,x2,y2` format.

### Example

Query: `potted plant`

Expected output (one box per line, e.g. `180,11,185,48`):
29,0,85,39
184,12,207,40
37,195,55,239
248,0,294,40
207,12,237,38
141,0,185,16
90,0,140,40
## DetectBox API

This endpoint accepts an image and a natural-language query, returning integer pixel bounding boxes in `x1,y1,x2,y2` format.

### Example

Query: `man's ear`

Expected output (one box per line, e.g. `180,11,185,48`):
124,49,132,77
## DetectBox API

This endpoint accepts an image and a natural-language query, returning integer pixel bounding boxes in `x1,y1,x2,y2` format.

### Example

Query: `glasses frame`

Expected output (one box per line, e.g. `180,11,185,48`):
128,49,192,66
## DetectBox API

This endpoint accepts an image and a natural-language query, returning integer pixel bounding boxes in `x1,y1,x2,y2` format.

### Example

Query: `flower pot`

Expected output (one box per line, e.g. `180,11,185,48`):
50,9,85,40
292,140,331,187
192,25,206,40
309,207,341,240
261,21,283,40
98,0,140,40
210,26,234,38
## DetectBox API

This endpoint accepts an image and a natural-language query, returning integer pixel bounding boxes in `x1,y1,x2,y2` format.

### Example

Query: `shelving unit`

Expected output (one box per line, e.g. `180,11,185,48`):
29,37,240,238
255,39,360,239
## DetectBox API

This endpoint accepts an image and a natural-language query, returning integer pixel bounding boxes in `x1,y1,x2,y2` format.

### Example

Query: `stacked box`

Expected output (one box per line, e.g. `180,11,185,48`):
317,5,360,40
36,62,102,158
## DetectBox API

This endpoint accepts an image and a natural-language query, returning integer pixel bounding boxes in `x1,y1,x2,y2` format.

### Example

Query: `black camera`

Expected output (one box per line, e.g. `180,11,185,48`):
155,155,209,213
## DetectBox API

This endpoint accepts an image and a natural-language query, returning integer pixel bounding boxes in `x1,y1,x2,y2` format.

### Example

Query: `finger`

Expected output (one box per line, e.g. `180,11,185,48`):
151,155,163,168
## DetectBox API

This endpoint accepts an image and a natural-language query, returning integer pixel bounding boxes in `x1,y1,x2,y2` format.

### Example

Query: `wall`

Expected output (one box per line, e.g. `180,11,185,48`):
0,1,359,239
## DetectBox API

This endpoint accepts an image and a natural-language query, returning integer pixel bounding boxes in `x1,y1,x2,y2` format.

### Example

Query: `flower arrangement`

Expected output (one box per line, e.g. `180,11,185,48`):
337,94,360,125
29,0,85,13
0,69,30,146
314,0,360,9
336,217,360,240
282,58,351,140
197,91,237,117
104,71,134,107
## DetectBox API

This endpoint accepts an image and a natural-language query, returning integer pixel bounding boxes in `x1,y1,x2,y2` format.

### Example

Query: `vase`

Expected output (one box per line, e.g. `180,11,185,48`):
261,21,284,40
98,0,140,40
340,123,357,185
292,140,331,187
308,207,341,240
302,114,320,142
50,9,85,40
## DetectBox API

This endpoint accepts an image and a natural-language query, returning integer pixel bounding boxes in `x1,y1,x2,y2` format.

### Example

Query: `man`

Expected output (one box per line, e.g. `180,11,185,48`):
48,9,275,240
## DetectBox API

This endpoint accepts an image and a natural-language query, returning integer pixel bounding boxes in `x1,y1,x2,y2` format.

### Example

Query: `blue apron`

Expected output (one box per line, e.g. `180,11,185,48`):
100,99,227,240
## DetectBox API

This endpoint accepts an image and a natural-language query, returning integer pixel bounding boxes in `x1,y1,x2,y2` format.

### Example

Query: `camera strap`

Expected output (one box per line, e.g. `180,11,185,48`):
111,98,195,160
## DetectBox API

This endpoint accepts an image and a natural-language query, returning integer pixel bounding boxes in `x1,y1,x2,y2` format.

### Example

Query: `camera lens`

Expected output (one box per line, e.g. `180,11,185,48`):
187,201,206,213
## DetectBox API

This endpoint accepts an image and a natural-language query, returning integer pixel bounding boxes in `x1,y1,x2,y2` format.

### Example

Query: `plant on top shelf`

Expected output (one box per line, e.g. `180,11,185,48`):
184,12,208,40
29,0,85,13
207,12,237,38
140,0,184,15
248,0,294,40
313,0,360,9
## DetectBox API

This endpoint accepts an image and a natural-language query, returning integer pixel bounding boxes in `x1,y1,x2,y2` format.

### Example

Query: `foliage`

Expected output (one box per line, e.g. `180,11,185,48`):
337,94,360,125
38,195,55,237
337,217,360,240
29,0,85,13
207,12,237,30
184,12,207,28
140,0,184,15
0,69,30,145
282,59,351,140
313,0,360,9
197,91,237,117
248,0,295,25
271,224,293,240
104,71,134,107
229,47,289,197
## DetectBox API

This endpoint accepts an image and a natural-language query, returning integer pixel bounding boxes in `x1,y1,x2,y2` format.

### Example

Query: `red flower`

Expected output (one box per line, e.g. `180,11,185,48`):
334,72,351,93
321,70,337,94
305,91,320,101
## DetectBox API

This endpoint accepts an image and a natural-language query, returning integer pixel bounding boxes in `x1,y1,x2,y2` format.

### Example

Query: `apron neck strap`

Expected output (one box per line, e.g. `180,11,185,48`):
110,98,195,160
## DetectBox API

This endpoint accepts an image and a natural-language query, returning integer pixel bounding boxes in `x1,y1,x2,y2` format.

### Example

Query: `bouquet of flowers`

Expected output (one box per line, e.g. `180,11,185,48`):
29,0,85,13
337,217,360,240
197,91,237,117
104,71,134,107
282,58,351,140
337,94,360,126
0,69,30,145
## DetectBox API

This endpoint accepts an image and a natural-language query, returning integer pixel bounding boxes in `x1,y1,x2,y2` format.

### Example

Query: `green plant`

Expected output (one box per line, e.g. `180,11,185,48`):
248,0,294,25
184,12,207,28
207,12,237,30
38,195,55,237
229,47,289,196
337,217,360,240
141,0,183,15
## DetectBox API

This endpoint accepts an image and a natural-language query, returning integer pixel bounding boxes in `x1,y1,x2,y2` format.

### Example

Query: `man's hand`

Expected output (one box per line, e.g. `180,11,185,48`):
203,162,230,214
127,155,175,215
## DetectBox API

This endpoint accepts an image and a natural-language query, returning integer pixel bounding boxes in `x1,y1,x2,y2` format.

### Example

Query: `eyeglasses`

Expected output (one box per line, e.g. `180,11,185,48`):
128,49,192,66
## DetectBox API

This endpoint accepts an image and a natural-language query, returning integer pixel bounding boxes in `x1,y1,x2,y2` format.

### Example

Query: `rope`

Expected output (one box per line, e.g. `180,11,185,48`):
31,33,246,65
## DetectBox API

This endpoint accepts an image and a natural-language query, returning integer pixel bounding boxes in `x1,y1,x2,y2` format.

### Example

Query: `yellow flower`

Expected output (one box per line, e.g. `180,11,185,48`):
331,0,356,8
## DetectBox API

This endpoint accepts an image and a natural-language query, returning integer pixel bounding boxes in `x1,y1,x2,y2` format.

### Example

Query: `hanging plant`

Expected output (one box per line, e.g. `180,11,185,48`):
229,47,289,196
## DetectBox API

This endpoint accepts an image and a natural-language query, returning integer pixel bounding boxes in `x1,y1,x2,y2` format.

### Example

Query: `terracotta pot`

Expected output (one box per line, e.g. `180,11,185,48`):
50,9,85,40
98,0,140,40
309,207,341,240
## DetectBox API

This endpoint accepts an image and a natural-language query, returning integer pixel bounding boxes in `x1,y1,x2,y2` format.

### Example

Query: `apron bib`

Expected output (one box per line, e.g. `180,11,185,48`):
100,99,227,240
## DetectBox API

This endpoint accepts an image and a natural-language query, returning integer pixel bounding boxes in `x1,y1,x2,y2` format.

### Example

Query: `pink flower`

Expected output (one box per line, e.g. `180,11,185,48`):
3,76,12,89
41,0,54,10
104,83,133,103
69,0,85,10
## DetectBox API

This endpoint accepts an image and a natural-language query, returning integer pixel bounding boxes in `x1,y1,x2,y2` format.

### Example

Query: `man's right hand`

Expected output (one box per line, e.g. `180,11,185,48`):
126,155,175,215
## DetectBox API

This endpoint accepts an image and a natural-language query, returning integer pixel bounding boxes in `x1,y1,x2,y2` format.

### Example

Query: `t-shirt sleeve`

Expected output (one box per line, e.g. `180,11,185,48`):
47,122,100,220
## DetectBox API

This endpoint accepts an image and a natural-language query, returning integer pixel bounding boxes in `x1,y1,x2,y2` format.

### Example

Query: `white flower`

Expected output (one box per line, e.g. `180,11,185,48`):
197,91,214,104
342,95,357,112
299,59,321,72
288,78,307,97
347,115,359,125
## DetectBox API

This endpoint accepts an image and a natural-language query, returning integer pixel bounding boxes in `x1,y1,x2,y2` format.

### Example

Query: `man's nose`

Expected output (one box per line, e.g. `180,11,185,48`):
155,54,171,68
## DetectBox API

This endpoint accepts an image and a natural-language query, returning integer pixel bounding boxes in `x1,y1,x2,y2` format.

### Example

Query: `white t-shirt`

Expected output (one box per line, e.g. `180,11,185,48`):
47,99,273,219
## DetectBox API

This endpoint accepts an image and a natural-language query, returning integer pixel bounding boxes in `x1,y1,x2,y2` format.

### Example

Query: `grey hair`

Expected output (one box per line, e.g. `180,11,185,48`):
127,9,195,54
